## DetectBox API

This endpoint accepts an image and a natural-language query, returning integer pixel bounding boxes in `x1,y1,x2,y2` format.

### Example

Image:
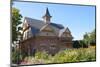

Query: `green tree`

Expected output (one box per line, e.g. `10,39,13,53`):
83,29,96,46
12,7,22,43
83,33,90,47
90,29,96,45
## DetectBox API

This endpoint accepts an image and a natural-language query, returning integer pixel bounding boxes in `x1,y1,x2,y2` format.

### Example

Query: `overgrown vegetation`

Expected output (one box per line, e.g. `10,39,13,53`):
18,46,95,64
12,49,21,64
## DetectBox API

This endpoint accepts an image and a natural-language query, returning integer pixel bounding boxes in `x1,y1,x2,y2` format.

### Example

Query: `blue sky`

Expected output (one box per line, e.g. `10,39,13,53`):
13,1,96,40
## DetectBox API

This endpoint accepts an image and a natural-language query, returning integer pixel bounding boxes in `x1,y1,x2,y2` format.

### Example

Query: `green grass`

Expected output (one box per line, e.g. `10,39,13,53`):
20,46,96,64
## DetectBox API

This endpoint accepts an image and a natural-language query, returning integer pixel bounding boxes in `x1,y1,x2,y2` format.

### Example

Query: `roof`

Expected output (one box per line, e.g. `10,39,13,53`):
40,24,49,31
24,17,64,30
23,17,65,37
42,8,52,18
24,17,45,29
50,23,64,29
31,26,39,35
24,17,70,37
23,17,73,40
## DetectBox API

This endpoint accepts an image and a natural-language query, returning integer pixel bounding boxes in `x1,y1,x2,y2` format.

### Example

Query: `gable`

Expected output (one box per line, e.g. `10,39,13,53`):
23,19,30,32
40,24,54,32
42,26,53,32
59,28,72,38
63,33,71,37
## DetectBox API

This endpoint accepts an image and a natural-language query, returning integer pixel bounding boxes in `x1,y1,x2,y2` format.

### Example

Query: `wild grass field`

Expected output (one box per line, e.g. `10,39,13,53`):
20,46,96,65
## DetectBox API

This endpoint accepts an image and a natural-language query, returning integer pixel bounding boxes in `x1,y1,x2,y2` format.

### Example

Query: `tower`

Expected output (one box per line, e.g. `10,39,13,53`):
42,8,52,24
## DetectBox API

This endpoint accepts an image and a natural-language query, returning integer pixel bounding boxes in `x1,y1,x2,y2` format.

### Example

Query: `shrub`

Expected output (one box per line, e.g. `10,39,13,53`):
35,51,49,60
12,50,21,64
19,47,96,64
73,40,82,48
12,49,25,64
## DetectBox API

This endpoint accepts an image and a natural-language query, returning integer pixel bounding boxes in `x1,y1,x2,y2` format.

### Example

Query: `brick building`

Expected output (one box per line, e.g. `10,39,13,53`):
20,8,73,55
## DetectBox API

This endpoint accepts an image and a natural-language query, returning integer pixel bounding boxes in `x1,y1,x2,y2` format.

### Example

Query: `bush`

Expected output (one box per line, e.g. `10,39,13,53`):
79,40,88,48
52,47,95,63
90,40,96,46
12,49,25,64
12,50,20,64
73,40,88,48
19,47,96,64
73,40,82,48
35,51,49,60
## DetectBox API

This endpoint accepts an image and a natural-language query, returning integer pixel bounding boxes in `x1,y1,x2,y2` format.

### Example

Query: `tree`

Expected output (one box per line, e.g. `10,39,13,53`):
83,33,91,47
83,29,96,46
12,7,22,44
73,40,81,48
90,29,96,45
